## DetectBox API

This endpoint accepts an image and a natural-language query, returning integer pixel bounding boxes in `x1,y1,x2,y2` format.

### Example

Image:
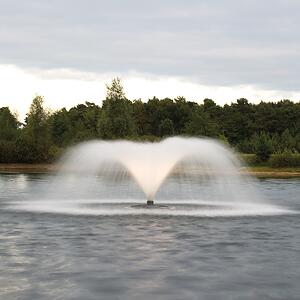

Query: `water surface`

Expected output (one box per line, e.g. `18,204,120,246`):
0,173,300,300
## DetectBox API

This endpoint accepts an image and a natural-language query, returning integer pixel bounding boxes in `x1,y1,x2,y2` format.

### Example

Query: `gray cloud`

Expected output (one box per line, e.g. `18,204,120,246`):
0,0,300,90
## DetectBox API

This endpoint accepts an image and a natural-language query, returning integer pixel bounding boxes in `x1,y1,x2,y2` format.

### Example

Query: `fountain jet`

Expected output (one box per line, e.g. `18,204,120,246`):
56,137,259,205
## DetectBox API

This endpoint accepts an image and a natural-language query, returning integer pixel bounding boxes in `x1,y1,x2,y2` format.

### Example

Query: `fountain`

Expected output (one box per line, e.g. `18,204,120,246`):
54,137,260,207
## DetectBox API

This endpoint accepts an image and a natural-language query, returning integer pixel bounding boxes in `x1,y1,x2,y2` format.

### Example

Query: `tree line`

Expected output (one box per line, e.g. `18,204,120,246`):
0,78,300,163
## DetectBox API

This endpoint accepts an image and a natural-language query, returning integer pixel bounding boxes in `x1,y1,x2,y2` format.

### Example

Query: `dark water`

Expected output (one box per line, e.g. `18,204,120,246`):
0,173,300,300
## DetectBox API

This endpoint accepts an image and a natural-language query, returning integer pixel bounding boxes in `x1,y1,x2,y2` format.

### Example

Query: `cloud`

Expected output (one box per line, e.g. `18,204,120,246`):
0,0,300,90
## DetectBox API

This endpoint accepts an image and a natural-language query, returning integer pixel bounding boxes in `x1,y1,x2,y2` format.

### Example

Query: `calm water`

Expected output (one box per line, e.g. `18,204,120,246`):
0,173,300,300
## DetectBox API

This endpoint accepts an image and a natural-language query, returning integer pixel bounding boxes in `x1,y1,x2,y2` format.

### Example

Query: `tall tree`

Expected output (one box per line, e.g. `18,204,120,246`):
106,77,126,100
19,96,53,162
0,107,19,162
0,107,19,141
98,78,136,138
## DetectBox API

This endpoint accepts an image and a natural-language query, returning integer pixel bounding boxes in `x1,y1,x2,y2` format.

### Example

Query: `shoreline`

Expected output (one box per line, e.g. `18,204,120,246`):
0,164,57,173
0,164,300,178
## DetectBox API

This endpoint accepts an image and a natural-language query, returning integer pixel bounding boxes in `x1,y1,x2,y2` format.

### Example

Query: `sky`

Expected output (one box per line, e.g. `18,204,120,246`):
0,0,300,120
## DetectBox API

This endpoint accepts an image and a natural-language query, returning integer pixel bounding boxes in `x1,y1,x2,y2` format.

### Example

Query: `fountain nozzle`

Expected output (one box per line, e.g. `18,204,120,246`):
147,200,154,206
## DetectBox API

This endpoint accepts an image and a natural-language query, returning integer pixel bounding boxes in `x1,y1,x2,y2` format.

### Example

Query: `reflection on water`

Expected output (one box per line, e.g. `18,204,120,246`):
0,174,300,299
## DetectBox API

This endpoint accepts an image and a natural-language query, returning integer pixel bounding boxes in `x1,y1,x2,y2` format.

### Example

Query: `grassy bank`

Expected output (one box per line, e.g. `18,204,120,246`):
247,166,300,178
0,163,300,178
0,163,56,173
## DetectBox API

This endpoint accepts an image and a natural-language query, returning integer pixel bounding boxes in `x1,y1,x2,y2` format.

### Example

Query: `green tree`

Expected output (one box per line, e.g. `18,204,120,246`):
159,118,174,137
253,132,273,162
132,99,150,136
20,96,53,162
220,98,254,144
184,107,219,137
50,108,70,146
280,129,296,152
106,77,126,100
98,78,136,139
0,107,19,141
25,96,50,138
50,102,101,146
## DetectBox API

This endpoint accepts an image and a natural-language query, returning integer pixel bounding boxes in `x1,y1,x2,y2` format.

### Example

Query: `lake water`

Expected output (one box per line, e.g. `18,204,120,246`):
0,173,300,300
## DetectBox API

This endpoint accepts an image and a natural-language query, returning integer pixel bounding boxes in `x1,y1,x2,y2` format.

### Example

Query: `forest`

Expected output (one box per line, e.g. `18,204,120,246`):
0,78,300,166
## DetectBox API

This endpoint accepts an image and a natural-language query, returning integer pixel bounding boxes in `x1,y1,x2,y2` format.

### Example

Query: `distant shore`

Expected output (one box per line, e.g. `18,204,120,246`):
246,167,300,178
0,163,300,178
0,164,57,173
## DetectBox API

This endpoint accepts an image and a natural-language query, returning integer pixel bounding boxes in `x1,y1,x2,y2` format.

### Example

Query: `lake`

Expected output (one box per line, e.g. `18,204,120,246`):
0,173,300,300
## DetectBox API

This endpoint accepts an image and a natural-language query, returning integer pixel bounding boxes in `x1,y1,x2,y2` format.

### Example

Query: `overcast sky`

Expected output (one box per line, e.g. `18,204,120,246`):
0,0,299,119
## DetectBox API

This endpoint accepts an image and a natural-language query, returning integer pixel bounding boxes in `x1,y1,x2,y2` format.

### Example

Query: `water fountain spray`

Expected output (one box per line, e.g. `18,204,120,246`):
57,137,258,207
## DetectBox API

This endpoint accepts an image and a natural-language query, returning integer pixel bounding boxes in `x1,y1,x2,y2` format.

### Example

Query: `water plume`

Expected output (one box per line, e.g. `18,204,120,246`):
56,137,259,204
